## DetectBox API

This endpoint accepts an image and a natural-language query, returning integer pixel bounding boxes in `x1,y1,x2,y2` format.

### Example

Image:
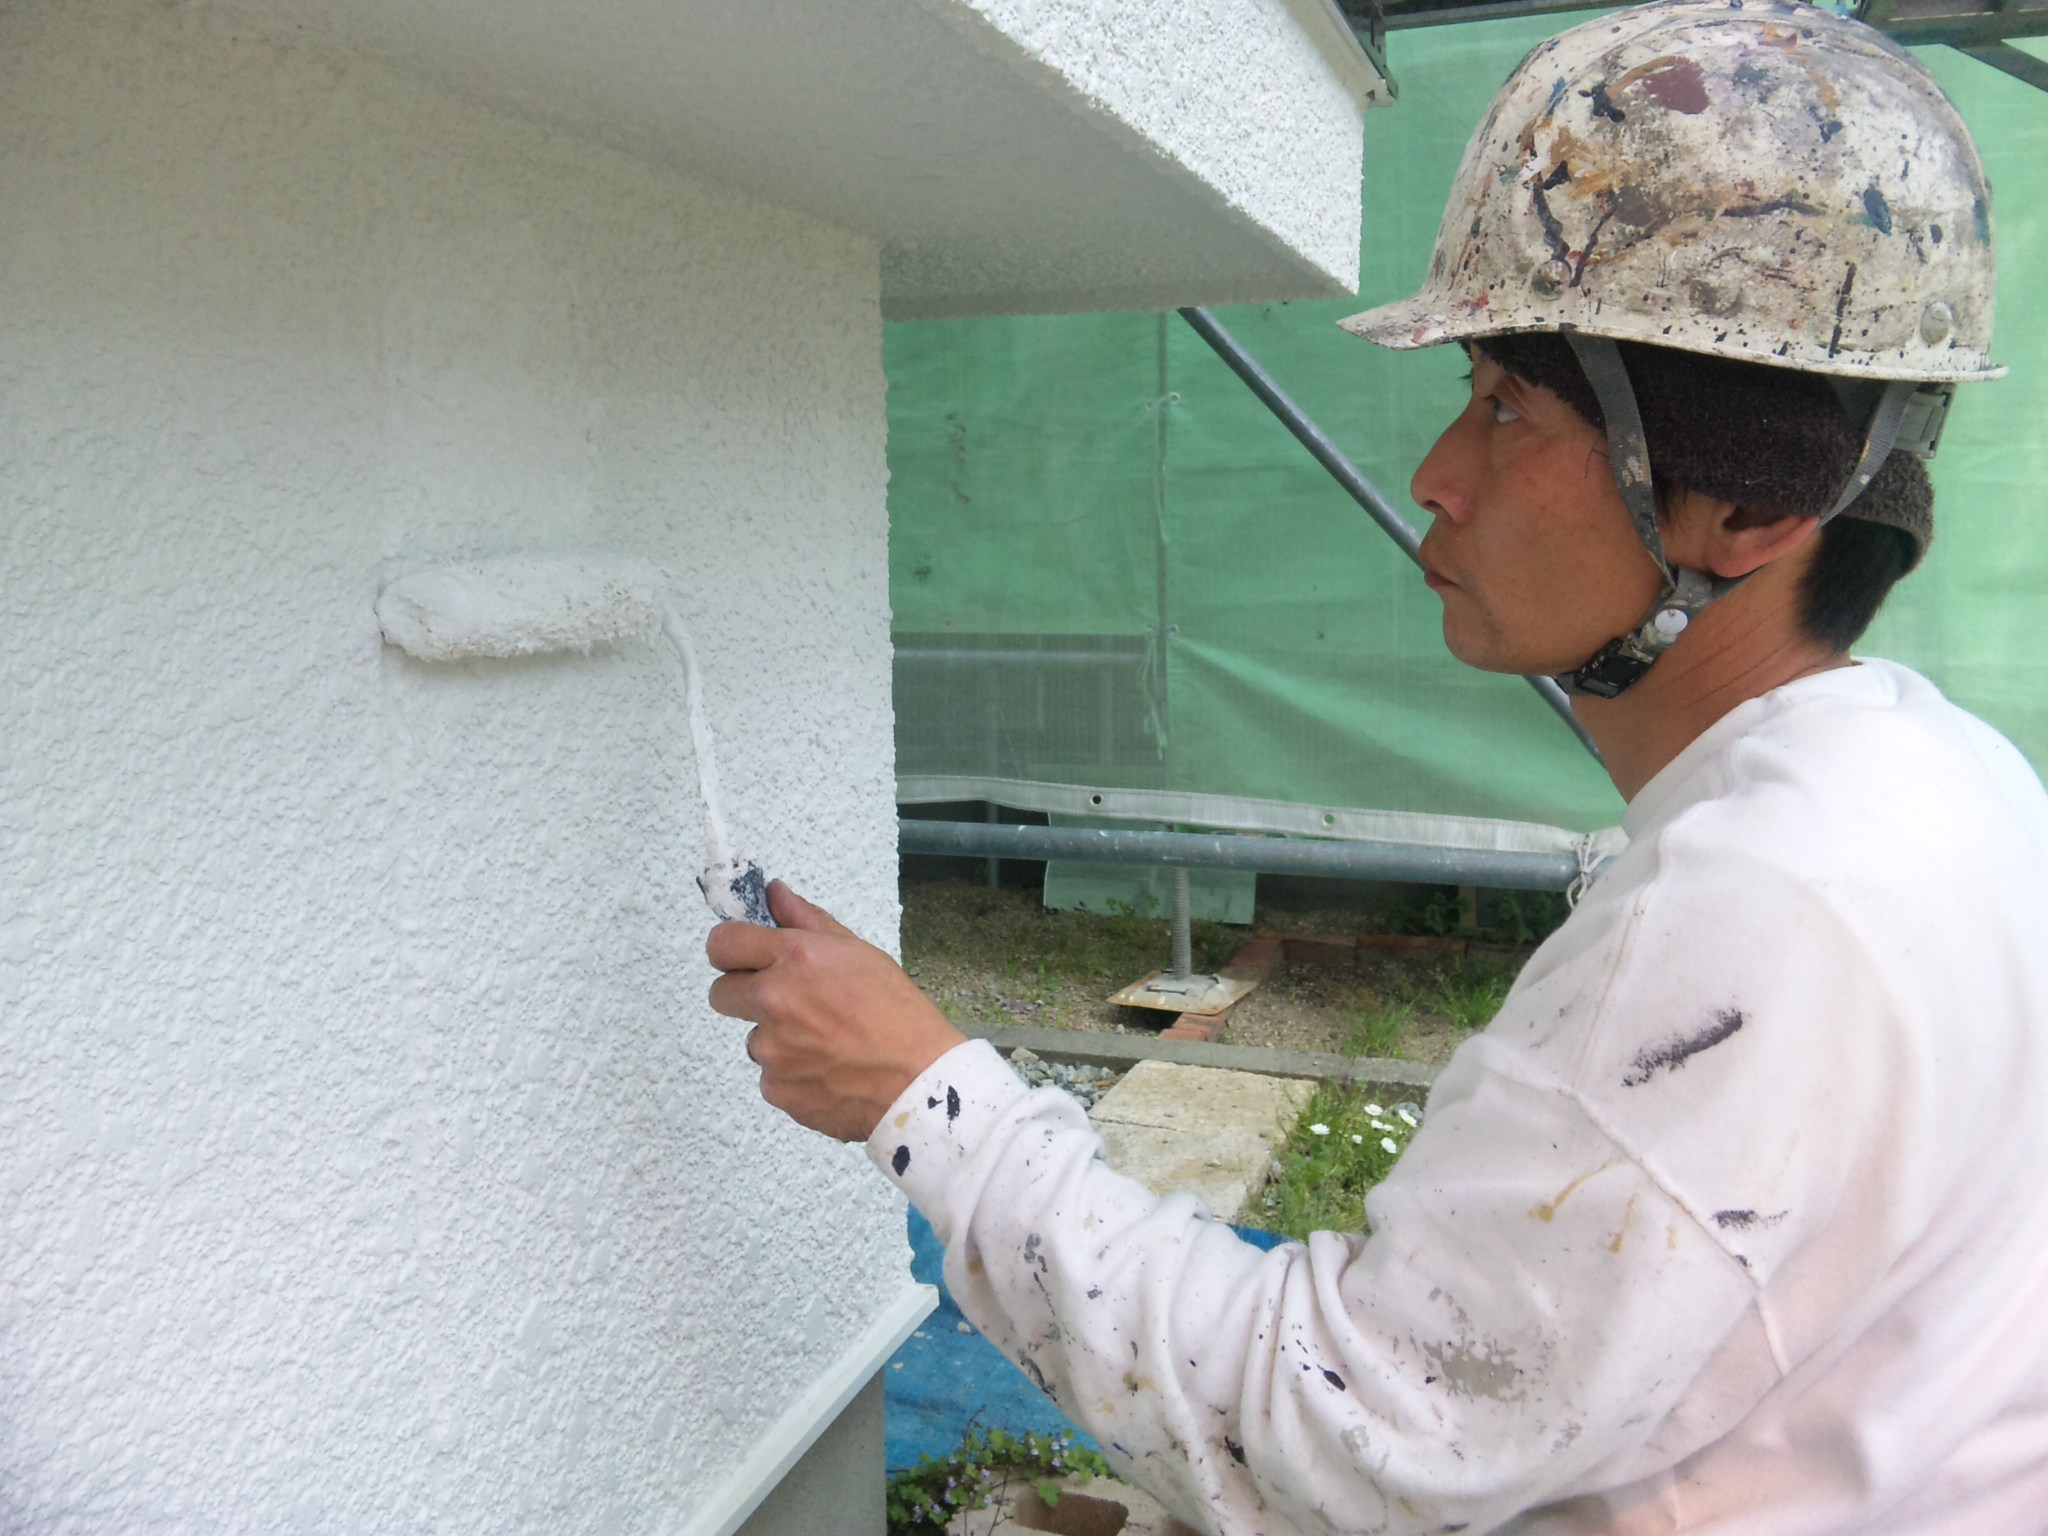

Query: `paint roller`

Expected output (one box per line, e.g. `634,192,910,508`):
374,555,777,926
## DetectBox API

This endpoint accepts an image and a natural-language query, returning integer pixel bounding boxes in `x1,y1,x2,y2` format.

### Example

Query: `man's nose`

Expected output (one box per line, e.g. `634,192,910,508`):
1409,418,1470,526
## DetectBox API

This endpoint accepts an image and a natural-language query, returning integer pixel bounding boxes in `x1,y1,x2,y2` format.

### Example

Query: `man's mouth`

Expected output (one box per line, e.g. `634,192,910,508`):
1416,532,1454,590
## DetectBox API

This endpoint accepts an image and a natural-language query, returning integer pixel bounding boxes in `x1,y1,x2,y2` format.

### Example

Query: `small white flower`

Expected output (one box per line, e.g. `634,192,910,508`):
1362,1103,1385,1117
1370,1119,1393,1132
1380,1137,1400,1155
1310,1122,1331,1136
1396,1106,1421,1127
1351,1134,1364,1144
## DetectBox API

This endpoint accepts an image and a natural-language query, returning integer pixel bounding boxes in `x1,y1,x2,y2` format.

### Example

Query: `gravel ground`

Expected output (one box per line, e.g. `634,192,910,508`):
1005,1049,1123,1109
898,878,1537,1065
898,880,1232,1037
1217,956,1479,1064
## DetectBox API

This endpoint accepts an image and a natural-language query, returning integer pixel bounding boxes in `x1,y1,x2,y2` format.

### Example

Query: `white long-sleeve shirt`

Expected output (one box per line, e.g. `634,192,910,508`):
869,661,2048,1535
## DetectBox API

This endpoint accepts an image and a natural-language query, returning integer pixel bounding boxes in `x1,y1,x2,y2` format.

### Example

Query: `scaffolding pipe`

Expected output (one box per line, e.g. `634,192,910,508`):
1169,866,1194,978
1175,305,1603,765
900,818,1584,892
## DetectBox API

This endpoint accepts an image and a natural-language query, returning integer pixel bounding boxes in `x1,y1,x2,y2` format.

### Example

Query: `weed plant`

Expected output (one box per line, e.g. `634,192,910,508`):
1406,955,1517,1032
1341,999,1414,1058
886,1426,1110,1534
1379,886,1572,945
1256,1084,1422,1242
1339,958,1518,1058
1378,885,1464,937
1489,889,1572,945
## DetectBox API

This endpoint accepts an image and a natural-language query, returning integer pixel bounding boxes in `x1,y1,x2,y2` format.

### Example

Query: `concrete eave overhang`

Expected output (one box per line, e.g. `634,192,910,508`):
203,0,1387,317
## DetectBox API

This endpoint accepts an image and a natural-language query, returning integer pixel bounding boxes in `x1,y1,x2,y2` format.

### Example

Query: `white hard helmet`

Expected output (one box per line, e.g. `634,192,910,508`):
1342,0,2001,383
1344,0,2002,697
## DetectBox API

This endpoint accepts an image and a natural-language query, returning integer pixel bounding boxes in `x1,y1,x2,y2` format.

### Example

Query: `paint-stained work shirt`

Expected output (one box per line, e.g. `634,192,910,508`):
869,661,2048,1536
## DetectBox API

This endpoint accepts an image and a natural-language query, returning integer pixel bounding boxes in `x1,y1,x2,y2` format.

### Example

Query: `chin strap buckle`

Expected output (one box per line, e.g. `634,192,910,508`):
1560,567,1720,699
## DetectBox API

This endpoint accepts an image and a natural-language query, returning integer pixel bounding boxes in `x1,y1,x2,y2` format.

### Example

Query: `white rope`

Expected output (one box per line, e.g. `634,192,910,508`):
1566,832,1605,909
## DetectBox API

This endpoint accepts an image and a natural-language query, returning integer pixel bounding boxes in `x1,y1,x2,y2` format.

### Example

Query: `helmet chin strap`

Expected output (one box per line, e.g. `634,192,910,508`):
1554,331,1920,700
1556,331,1731,699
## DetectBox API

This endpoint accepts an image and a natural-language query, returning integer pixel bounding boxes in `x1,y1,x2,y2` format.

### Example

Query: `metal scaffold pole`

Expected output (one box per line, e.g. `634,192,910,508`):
1176,305,1603,765
1169,866,1194,980
899,818,1590,891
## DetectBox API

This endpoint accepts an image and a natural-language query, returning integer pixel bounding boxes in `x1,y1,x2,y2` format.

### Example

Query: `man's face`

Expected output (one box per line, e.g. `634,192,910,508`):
1408,352,1665,677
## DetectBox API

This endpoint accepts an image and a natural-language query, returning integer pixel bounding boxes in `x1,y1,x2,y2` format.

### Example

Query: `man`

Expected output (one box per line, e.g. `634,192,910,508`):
710,3,2048,1530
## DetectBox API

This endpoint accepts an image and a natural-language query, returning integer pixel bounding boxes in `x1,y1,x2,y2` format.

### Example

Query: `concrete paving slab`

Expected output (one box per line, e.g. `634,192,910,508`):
1087,1062,1313,1223
1091,1122,1277,1222
1092,1059,1314,1134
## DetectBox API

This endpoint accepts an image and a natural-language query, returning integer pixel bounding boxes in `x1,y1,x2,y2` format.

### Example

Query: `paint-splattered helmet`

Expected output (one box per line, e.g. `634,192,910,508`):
1342,0,2001,383
1343,0,2001,697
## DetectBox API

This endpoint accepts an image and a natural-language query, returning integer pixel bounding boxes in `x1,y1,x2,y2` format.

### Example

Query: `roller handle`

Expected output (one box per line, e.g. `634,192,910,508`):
699,859,777,927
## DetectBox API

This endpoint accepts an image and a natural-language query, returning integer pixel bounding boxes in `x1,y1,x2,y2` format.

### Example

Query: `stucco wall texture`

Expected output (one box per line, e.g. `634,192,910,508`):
2,2,914,1529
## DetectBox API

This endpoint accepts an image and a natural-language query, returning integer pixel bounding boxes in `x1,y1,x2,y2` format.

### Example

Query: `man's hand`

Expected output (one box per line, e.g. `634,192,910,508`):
706,881,968,1143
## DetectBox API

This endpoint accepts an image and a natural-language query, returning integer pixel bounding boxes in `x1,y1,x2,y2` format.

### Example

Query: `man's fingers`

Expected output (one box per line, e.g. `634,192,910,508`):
700,883,958,1142
708,889,854,977
756,1070,801,1118
707,969,771,1022
706,918,786,974
767,880,854,937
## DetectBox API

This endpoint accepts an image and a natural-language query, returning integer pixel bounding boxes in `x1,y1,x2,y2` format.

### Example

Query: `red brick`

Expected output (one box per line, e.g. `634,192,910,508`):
1356,933,1469,958
1222,936,1283,982
1283,935,1360,968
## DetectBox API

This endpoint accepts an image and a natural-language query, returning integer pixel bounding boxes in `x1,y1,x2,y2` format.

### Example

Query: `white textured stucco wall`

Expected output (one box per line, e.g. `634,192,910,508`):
1,2,915,1529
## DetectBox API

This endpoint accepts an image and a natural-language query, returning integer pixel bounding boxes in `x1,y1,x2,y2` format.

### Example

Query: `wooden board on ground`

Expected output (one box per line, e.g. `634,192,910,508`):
1109,969,1261,1016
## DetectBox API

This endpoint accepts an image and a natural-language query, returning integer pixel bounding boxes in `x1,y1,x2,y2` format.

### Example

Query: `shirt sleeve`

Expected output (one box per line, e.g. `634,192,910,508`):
867,1037,1768,1536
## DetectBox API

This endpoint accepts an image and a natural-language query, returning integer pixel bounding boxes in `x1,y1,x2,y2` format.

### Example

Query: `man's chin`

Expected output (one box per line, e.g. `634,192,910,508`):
1441,624,1580,679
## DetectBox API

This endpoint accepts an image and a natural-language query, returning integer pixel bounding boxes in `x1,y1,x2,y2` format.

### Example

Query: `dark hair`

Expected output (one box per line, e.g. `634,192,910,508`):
1471,332,1925,651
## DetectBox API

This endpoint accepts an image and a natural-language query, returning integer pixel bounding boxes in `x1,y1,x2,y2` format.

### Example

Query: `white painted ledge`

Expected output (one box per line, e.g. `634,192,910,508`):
204,0,1382,314
684,1281,939,1536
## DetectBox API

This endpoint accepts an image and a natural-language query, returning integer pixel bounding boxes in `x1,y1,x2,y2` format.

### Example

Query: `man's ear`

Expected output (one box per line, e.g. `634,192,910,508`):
1664,492,1822,581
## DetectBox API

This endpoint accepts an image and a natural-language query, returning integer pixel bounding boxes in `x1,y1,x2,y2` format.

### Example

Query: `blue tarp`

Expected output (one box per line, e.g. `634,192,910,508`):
884,1208,1288,1471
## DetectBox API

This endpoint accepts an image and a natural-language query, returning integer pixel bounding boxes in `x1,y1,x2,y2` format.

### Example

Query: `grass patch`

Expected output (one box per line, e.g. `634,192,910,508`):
1255,1083,1422,1242
1340,998,1414,1059
1404,955,1516,1032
